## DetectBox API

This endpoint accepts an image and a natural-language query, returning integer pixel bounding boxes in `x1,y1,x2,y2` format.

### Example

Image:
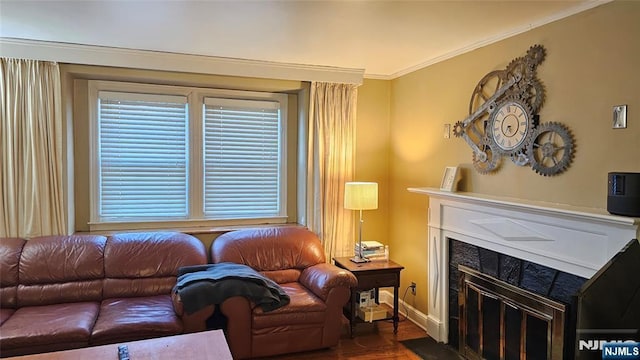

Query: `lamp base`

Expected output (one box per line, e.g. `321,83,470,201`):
350,256,370,263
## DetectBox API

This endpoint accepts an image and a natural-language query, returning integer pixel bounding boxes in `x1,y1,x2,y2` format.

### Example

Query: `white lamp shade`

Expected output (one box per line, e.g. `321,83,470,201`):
344,182,378,210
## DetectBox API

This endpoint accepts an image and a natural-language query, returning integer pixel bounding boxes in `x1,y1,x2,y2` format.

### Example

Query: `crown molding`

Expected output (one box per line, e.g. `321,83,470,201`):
0,38,364,85
366,0,613,81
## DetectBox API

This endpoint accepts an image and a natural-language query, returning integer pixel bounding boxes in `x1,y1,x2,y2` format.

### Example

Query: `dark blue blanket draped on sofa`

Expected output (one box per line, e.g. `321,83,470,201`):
174,262,290,314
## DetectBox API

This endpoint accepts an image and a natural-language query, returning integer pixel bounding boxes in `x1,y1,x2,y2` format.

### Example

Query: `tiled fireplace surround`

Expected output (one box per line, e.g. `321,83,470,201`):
408,188,639,356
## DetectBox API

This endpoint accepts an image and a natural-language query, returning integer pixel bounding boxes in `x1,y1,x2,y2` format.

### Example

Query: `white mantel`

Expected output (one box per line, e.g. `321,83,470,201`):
408,187,639,343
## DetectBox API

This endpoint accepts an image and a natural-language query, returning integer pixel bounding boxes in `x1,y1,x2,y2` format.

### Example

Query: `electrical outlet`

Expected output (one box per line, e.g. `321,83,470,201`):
410,281,416,295
444,124,451,138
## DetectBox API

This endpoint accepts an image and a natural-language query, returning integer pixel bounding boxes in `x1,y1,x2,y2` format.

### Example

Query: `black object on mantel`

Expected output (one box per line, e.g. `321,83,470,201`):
607,172,640,217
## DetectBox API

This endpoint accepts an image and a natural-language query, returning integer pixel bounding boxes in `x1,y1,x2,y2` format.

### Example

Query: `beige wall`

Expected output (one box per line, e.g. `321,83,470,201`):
355,79,391,246
357,1,640,315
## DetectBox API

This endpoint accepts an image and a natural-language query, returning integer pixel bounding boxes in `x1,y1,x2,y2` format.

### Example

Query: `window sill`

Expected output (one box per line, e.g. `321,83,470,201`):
83,217,290,235
76,222,302,237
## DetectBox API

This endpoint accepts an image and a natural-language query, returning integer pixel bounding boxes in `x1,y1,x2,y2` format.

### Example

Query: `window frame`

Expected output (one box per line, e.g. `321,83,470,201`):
88,80,289,231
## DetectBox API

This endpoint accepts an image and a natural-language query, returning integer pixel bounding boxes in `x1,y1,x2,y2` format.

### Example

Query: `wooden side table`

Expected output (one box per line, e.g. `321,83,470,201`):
333,257,404,336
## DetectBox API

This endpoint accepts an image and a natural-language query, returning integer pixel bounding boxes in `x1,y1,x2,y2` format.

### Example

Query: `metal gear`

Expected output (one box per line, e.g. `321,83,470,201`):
468,70,507,115
452,121,465,137
511,151,530,166
521,78,545,113
527,122,574,176
506,57,535,84
506,57,528,77
472,144,501,174
504,45,545,105
526,45,546,68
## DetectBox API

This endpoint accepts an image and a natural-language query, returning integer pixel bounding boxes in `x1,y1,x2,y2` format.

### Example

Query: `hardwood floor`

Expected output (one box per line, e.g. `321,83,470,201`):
256,309,429,360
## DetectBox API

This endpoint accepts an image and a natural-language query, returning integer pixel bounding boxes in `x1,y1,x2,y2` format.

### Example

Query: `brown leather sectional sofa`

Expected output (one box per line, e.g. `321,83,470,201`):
210,226,358,359
0,232,211,358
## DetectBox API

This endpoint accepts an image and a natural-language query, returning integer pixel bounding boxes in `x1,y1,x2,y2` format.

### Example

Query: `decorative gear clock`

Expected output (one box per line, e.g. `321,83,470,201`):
453,45,574,176
488,98,534,156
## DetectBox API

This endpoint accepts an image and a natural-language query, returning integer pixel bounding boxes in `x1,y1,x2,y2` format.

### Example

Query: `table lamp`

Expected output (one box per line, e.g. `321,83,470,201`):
344,182,378,263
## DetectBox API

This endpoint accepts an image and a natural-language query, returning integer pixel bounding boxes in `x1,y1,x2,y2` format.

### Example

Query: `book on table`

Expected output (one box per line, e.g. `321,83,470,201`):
355,241,385,259
357,241,384,251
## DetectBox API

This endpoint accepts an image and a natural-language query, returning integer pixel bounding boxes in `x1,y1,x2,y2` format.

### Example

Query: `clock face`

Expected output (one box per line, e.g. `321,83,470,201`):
489,101,530,153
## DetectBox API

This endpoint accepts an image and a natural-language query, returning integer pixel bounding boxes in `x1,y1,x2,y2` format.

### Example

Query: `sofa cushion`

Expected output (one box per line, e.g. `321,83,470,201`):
0,308,15,326
90,295,182,345
0,302,99,354
261,269,302,284
212,227,326,273
252,282,326,329
17,235,106,306
0,237,26,308
103,232,207,298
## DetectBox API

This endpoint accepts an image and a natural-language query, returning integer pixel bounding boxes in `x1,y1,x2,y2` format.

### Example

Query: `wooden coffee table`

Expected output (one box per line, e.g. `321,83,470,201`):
5,329,232,360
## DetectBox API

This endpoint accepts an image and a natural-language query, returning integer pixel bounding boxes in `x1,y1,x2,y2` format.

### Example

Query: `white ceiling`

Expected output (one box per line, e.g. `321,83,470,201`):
0,0,607,79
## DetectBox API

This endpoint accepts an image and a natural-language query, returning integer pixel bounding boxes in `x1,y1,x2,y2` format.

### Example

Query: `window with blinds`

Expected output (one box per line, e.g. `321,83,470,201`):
97,92,189,220
89,81,288,228
203,98,282,219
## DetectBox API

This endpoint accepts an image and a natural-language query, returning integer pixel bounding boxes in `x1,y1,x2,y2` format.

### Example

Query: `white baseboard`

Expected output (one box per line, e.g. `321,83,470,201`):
379,289,429,334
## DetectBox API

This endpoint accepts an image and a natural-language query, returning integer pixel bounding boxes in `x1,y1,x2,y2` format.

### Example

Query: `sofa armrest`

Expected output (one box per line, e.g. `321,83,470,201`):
299,263,357,301
219,296,253,360
171,291,215,333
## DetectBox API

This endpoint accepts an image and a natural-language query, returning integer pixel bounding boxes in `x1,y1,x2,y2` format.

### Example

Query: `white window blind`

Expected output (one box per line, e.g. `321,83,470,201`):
203,97,281,219
98,91,188,220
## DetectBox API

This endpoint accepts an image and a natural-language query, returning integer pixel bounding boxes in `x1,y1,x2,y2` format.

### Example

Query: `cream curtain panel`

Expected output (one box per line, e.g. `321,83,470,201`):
1,58,67,238
307,82,358,261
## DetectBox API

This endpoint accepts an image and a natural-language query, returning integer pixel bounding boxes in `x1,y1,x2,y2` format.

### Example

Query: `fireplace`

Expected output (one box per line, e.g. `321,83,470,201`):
408,188,639,359
459,265,565,360
451,240,586,360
